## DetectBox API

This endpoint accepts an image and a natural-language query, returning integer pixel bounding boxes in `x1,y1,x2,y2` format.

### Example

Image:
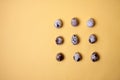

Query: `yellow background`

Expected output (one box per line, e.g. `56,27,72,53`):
0,0,120,80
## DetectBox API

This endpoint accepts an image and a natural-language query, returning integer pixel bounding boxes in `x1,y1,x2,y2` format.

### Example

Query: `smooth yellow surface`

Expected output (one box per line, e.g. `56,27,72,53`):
0,0,120,80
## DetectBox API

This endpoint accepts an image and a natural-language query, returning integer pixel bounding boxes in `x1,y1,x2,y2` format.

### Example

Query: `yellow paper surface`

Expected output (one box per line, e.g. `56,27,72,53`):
0,0,120,80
